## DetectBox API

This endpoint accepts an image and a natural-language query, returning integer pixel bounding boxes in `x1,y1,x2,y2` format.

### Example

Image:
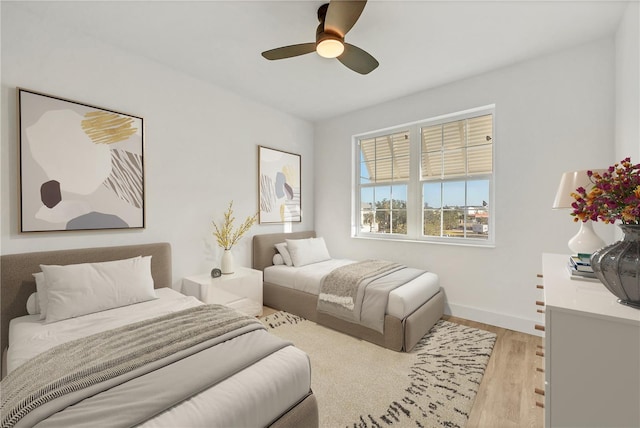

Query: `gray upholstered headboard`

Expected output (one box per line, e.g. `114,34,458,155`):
252,231,316,271
0,242,172,376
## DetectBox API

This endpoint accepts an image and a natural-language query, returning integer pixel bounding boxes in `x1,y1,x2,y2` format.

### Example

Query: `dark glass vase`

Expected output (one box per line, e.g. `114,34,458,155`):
591,224,640,309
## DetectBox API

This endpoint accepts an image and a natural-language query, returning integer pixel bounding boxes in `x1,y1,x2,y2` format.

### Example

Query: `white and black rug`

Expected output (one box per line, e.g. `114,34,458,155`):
261,311,496,428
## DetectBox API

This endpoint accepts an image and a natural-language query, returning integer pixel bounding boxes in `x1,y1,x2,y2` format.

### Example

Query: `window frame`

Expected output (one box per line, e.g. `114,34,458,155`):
352,105,496,247
358,129,411,236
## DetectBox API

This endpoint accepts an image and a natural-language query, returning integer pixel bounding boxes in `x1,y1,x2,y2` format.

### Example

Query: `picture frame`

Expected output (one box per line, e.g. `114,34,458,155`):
258,146,301,223
18,88,145,232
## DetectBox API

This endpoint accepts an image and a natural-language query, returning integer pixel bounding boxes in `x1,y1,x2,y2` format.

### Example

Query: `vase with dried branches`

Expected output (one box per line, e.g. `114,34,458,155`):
212,201,258,274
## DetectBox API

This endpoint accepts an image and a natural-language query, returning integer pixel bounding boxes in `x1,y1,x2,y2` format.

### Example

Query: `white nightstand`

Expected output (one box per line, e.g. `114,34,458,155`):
182,267,263,317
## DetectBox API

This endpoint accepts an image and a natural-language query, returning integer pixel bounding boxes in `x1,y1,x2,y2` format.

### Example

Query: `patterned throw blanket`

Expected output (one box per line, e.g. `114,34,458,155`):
318,260,423,333
0,304,262,428
319,260,404,310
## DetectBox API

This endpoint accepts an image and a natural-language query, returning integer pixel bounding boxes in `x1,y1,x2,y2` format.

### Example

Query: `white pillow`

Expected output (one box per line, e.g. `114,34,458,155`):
272,253,285,265
26,292,40,315
33,272,48,320
41,256,157,323
285,237,331,267
274,242,293,266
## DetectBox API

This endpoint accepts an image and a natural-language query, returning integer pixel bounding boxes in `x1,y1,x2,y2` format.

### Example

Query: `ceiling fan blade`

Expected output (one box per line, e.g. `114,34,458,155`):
325,0,367,38
262,43,316,60
338,43,378,75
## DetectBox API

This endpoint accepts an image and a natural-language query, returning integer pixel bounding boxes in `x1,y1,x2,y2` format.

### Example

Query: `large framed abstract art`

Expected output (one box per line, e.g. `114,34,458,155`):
258,146,301,223
18,88,145,232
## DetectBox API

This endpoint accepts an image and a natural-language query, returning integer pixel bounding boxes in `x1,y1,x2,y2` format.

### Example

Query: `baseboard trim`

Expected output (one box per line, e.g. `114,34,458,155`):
445,302,544,337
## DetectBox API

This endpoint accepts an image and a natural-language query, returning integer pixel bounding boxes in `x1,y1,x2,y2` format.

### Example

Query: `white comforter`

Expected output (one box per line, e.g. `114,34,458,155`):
7,288,312,427
264,259,440,319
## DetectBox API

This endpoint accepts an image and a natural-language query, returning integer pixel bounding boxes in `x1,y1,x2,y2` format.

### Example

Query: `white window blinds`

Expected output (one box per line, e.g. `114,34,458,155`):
421,114,493,180
360,130,410,183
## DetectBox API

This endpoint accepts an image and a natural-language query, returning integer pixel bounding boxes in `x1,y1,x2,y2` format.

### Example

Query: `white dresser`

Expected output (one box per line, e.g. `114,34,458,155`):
182,267,263,317
542,253,640,428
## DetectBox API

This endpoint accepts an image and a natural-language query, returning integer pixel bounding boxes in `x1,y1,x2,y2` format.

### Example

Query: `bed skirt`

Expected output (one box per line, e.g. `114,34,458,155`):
269,392,318,428
263,281,444,351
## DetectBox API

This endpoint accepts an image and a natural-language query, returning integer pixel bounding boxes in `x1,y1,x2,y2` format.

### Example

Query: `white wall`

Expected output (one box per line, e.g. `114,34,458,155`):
314,38,616,334
615,1,640,163
0,3,315,287
614,1,640,242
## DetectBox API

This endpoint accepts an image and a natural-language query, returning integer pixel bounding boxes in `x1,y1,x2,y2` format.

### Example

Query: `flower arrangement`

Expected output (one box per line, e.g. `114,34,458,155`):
571,157,640,225
212,201,259,250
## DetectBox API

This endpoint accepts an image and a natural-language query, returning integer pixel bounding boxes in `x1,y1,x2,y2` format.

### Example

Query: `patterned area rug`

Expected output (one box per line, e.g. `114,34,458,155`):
261,311,496,428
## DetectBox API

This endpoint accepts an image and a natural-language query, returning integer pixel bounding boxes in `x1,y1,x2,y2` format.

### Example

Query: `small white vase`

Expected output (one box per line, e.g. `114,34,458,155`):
221,249,235,275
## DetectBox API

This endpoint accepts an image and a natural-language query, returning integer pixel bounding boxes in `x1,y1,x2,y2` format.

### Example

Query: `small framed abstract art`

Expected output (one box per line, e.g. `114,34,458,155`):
18,88,145,232
258,146,301,223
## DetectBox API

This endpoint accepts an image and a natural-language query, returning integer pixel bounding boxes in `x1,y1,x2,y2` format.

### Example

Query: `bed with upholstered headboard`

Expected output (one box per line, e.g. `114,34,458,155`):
0,242,318,428
1,242,172,360
253,231,445,352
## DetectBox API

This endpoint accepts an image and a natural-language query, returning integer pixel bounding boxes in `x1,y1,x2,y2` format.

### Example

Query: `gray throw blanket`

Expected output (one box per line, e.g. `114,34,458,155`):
1,304,266,428
318,260,425,333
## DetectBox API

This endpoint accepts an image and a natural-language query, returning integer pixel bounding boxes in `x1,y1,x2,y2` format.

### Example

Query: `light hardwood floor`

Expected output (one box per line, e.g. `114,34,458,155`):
261,308,544,427
443,315,544,428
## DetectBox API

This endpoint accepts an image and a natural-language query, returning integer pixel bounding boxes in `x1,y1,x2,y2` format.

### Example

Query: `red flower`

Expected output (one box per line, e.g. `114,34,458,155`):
571,158,640,225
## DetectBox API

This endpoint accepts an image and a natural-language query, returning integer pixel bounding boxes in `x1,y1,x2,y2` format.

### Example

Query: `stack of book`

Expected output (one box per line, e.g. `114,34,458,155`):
567,254,598,281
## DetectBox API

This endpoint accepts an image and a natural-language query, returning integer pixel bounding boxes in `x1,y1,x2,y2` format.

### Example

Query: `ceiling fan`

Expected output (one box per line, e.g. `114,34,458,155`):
261,0,379,75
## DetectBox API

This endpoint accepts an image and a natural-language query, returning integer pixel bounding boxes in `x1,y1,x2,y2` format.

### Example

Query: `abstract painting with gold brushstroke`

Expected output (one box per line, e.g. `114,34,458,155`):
258,146,301,223
18,88,144,232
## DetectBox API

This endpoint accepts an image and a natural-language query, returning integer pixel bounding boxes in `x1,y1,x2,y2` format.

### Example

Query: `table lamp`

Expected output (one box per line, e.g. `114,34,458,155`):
552,169,606,254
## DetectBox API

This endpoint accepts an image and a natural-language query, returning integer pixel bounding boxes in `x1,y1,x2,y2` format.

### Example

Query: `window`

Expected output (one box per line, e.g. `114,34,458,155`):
355,107,494,245
359,130,409,234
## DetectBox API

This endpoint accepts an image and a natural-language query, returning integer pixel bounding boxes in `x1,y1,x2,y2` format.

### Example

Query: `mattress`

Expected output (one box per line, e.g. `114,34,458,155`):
264,259,440,319
7,288,311,427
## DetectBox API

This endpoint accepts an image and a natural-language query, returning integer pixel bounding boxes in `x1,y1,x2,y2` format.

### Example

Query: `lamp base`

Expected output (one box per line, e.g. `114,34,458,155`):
568,220,605,254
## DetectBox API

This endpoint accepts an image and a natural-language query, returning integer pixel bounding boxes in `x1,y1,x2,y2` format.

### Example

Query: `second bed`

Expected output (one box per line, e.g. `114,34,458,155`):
252,231,445,351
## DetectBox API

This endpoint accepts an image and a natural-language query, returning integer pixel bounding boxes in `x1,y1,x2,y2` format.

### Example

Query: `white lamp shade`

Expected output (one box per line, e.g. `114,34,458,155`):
552,169,606,209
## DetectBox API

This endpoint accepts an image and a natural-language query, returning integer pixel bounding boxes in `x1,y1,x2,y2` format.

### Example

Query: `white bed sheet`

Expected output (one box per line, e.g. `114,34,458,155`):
264,259,440,319
7,287,311,427
8,288,202,372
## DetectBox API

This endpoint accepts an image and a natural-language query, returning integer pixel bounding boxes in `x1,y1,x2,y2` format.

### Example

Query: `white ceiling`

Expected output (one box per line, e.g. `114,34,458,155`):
14,0,629,122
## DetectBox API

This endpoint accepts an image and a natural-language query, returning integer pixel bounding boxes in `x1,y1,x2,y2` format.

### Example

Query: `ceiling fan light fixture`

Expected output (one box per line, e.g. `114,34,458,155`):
316,38,344,58
261,0,378,74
